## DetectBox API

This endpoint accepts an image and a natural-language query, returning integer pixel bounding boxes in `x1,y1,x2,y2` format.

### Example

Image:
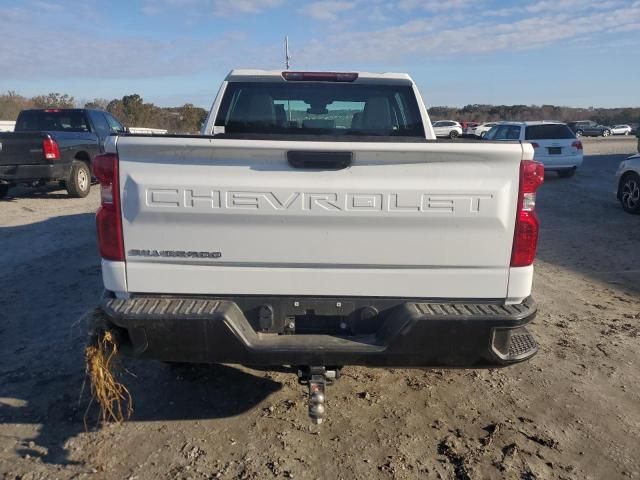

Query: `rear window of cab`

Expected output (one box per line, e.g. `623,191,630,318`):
214,81,425,138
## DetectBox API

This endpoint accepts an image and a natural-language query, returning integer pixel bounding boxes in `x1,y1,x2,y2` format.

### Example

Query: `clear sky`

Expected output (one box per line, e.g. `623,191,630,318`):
0,0,639,108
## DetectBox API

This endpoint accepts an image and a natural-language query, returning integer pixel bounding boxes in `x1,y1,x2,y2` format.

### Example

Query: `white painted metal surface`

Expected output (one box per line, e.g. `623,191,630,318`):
102,259,127,293
110,135,526,298
128,127,168,135
0,120,15,132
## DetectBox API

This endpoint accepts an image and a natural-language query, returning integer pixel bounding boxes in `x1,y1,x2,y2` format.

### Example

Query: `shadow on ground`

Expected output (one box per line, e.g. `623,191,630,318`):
0,212,283,467
1,357,282,466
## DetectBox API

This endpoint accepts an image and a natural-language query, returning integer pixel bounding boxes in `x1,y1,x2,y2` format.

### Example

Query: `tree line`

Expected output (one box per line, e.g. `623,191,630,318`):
1,91,638,131
429,104,640,126
0,92,208,134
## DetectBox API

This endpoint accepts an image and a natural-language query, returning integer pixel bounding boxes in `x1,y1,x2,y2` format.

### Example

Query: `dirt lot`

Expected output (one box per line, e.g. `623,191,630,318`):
1,136,638,480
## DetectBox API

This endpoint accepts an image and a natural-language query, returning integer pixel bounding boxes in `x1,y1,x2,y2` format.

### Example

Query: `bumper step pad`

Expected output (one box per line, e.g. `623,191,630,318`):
508,330,538,358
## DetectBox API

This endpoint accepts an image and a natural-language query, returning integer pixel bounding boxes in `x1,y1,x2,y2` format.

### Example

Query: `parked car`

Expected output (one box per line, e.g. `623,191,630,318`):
616,154,640,214
567,120,612,137
469,122,499,138
431,120,462,139
611,124,632,136
462,122,479,136
484,121,582,177
0,108,126,198
92,69,543,424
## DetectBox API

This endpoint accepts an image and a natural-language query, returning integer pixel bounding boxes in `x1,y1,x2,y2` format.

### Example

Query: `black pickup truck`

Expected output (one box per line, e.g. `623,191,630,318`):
0,108,126,198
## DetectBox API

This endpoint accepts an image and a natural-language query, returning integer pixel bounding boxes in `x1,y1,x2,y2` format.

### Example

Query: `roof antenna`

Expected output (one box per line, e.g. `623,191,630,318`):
284,36,292,122
285,35,291,70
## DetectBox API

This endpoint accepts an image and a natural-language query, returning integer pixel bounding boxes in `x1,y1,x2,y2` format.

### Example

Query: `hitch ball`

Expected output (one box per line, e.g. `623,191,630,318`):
309,402,325,418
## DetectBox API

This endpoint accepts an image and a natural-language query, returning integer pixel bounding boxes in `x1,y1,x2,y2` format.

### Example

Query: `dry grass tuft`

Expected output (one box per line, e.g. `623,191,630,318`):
84,328,133,428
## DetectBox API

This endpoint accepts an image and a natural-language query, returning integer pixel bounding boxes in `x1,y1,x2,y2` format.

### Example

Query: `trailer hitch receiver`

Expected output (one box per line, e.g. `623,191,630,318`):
297,366,339,424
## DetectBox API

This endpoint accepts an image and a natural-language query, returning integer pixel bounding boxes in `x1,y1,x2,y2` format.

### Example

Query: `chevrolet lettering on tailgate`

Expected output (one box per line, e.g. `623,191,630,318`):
145,188,494,214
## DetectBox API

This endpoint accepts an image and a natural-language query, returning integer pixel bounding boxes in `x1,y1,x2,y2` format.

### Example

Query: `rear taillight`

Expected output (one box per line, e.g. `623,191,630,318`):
511,160,544,267
530,142,540,149
282,71,358,82
42,137,60,160
94,153,124,261
572,140,583,150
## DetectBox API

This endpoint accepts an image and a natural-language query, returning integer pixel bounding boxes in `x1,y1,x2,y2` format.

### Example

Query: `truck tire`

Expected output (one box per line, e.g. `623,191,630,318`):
558,167,576,178
66,160,91,198
619,172,640,214
0,184,9,199
449,130,459,139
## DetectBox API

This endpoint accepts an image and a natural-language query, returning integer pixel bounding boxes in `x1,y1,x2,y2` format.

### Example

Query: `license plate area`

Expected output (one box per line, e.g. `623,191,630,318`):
293,312,347,335
283,300,382,336
547,147,562,155
252,299,385,336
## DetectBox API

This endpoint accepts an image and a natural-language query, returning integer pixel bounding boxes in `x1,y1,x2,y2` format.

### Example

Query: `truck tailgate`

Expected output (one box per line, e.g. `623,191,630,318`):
0,132,47,166
116,137,526,299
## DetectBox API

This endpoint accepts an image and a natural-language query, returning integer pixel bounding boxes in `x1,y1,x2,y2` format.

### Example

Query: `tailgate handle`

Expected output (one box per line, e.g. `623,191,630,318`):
287,151,352,170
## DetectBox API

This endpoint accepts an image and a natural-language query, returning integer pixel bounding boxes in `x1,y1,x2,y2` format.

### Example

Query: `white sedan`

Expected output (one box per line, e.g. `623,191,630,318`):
431,120,463,139
616,154,640,214
611,124,632,135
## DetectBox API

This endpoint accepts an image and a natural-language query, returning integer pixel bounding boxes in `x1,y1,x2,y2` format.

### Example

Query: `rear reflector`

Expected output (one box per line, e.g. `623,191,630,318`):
511,160,544,267
572,140,583,150
282,71,358,82
94,153,124,261
42,137,60,160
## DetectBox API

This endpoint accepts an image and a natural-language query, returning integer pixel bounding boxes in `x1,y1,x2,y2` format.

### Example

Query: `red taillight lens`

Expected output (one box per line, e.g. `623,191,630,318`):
511,160,544,267
572,140,583,150
520,159,545,194
42,137,60,160
94,153,124,261
530,142,540,149
282,71,358,82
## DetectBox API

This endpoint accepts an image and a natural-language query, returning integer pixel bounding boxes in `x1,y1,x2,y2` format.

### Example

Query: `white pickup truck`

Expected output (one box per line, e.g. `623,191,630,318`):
94,70,544,422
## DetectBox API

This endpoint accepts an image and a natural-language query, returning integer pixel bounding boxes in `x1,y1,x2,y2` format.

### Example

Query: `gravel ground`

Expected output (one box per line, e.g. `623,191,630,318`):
0,136,638,480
